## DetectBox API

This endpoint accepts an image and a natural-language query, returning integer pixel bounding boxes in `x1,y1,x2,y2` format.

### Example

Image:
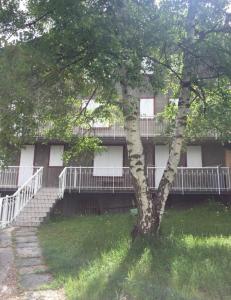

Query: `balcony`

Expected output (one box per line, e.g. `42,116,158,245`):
38,116,218,139
59,166,231,196
73,117,169,138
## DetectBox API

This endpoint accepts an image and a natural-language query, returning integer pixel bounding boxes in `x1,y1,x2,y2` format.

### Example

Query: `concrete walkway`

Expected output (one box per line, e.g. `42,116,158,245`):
0,227,65,300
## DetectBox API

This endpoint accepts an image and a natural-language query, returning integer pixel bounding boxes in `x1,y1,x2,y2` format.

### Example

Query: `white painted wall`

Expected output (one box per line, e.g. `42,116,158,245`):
187,146,202,167
93,146,123,176
155,145,169,187
140,98,154,117
49,145,64,167
18,145,35,186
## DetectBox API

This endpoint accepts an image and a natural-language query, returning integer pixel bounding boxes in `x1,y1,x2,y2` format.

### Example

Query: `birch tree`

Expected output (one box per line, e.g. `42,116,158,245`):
149,0,231,234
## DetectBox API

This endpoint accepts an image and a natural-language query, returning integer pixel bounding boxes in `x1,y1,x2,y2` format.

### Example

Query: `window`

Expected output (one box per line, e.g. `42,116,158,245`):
93,146,123,176
49,145,64,167
140,98,154,117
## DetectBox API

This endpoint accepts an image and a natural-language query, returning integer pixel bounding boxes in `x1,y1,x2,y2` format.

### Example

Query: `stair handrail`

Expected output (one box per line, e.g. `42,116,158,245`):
59,167,67,198
0,166,43,229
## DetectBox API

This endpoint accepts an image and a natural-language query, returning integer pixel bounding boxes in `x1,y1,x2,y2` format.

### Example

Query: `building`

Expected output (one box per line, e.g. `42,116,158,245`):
0,95,230,227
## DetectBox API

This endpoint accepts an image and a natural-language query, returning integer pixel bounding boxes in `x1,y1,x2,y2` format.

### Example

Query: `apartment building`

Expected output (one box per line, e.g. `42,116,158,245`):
0,94,230,227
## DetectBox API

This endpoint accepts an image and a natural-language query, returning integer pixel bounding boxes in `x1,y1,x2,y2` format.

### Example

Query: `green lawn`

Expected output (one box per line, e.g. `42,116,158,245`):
38,201,231,300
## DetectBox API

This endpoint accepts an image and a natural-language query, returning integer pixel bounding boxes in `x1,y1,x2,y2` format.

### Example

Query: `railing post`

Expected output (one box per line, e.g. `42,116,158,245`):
113,121,116,139
112,168,115,193
14,194,20,218
146,118,148,139
217,166,221,195
74,168,77,190
147,167,149,187
181,168,184,194
228,168,231,190
79,167,82,193
2,196,9,227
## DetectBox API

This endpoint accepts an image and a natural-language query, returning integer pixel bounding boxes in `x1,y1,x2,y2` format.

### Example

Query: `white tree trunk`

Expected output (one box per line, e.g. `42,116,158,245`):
121,83,154,236
153,0,197,233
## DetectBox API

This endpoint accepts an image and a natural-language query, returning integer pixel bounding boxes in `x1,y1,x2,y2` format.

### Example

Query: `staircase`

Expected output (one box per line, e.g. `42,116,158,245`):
14,188,59,227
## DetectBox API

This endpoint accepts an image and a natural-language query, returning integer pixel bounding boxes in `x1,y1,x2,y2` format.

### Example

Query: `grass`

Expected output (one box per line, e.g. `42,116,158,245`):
38,201,231,300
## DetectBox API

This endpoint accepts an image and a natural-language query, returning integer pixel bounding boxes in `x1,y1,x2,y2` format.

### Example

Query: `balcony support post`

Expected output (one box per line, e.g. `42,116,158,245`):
2,196,9,227
113,168,115,193
181,168,184,194
113,121,116,139
146,118,148,140
217,166,221,195
79,166,82,193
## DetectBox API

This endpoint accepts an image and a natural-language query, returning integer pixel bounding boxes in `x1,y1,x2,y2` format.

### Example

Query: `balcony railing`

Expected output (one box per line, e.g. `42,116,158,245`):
0,166,41,189
147,167,231,193
59,166,231,196
72,117,169,138
38,117,219,139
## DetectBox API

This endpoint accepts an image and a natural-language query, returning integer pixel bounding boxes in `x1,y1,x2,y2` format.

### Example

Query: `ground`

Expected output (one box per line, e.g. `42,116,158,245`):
38,200,231,300
0,227,65,300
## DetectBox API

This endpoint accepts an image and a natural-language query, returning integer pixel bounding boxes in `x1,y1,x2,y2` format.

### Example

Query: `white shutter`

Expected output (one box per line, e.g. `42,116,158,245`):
49,145,64,167
93,146,123,176
18,145,35,186
187,146,202,167
155,145,169,187
140,98,154,117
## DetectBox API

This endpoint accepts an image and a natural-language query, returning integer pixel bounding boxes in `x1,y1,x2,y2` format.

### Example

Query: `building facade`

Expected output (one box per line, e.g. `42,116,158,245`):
0,94,230,221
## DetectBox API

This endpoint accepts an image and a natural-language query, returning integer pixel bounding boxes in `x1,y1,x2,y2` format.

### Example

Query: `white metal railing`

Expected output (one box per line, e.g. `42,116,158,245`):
59,167,67,198
0,166,41,189
73,117,168,138
59,166,231,196
39,117,219,139
59,167,133,196
147,167,231,194
0,167,43,229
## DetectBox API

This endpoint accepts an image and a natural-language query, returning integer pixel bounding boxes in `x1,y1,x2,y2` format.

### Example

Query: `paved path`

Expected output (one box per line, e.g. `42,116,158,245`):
0,227,65,300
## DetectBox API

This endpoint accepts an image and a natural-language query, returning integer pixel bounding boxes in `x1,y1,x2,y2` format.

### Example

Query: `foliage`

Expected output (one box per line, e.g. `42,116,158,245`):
39,201,231,300
160,79,231,142
0,0,166,163
0,0,230,152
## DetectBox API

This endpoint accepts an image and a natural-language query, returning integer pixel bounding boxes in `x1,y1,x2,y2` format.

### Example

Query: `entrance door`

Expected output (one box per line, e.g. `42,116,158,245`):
225,149,231,167
155,145,169,187
18,145,35,186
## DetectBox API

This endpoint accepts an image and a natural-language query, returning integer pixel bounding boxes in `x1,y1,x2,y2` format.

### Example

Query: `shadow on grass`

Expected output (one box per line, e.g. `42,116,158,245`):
38,214,134,277
78,234,231,300
39,202,231,300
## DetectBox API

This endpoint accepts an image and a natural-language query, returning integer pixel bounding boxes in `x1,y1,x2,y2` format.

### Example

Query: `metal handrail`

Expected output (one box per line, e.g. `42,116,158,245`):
0,167,43,229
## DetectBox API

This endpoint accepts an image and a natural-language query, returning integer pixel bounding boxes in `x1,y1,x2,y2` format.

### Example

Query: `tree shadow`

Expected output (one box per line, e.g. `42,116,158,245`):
39,203,231,300
79,233,231,300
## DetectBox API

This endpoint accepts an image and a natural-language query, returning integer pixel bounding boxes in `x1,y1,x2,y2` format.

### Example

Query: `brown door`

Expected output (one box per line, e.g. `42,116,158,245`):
225,149,231,167
34,144,50,187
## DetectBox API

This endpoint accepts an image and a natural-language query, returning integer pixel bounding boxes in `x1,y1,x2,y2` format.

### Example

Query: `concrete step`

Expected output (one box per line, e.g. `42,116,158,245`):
26,200,57,206
16,212,48,219
14,187,59,228
23,207,53,213
15,221,41,227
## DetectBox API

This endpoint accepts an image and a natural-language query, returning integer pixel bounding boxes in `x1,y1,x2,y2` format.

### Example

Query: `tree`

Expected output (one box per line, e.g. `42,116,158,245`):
148,0,231,233
0,0,231,237
1,0,166,235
